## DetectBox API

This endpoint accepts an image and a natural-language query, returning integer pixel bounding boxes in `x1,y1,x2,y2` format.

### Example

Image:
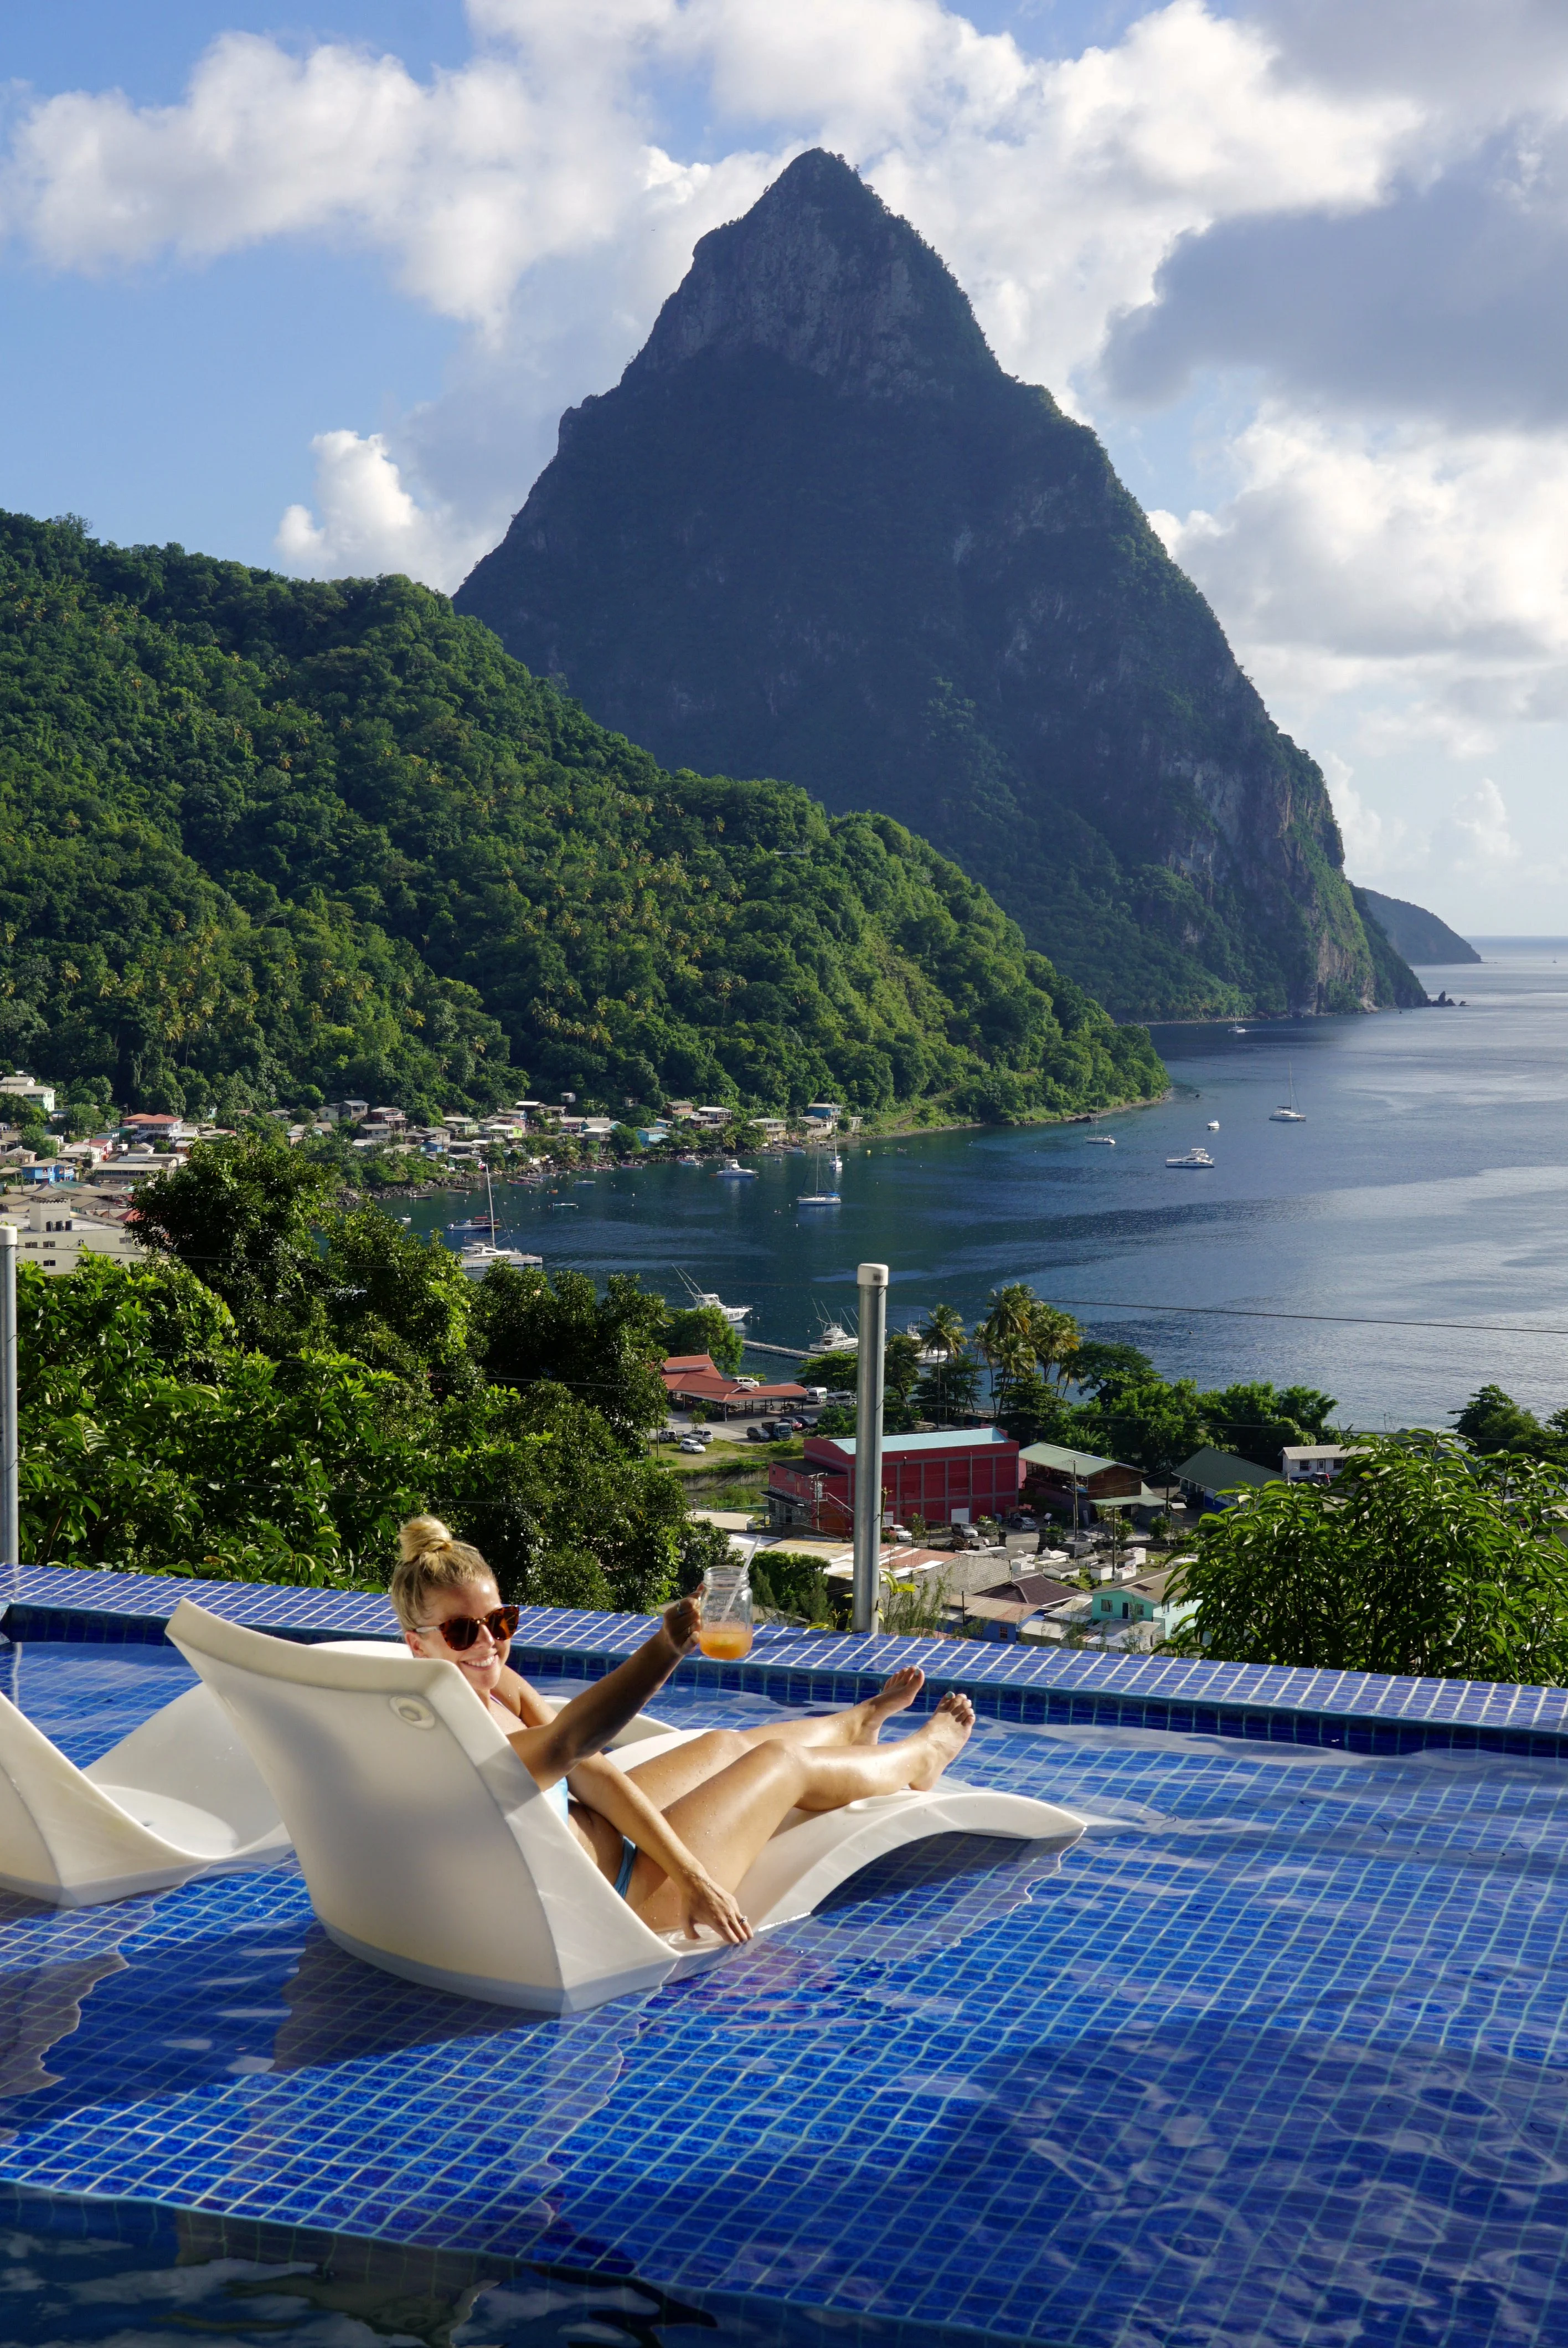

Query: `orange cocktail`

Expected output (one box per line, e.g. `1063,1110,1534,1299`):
698,1619,754,1660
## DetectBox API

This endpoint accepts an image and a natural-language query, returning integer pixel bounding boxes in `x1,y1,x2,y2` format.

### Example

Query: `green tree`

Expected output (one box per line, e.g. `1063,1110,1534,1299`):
1076,1376,1209,1476
1200,1378,1338,1470
472,1264,668,1447
1166,1436,1568,1682
320,1206,477,1394
1453,1385,1568,1464
134,1135,339,1352
663,1304,745,1375
18,1257,421,1581
1028,1301,1081,1388
1069,1340,1154,1396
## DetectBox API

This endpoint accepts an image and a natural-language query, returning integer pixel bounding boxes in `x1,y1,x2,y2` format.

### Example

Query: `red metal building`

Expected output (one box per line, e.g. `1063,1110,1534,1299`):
768,1429,1020,1533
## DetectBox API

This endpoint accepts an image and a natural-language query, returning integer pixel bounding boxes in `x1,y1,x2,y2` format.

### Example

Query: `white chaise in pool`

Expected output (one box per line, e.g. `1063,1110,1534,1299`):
0,1669,289,1907
170,1599,1085,2012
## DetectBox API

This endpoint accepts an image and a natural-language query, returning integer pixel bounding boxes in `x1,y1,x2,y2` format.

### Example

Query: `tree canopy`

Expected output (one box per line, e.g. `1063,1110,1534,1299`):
0,511,1164,1126
1167,1438,1568,1683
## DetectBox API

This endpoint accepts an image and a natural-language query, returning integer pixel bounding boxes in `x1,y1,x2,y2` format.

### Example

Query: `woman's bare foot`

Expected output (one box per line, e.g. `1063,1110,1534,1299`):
853,1666,925,1744
901,1692,975,1789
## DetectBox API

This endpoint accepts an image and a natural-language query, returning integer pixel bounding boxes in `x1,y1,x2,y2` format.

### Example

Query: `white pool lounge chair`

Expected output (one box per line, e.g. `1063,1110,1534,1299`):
0,1673,291,1908
0,1634,688,1913
169,1599,1086,2014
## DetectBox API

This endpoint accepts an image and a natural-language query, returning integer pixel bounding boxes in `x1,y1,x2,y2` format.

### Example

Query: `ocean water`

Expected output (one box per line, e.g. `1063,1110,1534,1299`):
405,940,1568,1430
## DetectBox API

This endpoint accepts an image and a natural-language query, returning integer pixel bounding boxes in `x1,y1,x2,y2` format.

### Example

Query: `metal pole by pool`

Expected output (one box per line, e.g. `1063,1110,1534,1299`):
852,1261,889,1635
0,1224,16,1587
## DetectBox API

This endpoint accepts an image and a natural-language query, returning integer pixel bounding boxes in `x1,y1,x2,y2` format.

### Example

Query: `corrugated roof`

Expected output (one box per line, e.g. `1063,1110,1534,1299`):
1019,1441,1125,1475
1177,1447,1283,1490
810,1428,1016,1456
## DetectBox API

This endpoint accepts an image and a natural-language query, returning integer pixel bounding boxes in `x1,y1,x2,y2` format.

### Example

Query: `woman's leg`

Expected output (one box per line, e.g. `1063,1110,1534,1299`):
622,1668,928,1810
628,1693,975,1931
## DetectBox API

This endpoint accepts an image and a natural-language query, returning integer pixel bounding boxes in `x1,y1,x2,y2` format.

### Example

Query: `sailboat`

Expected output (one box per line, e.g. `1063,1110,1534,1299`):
457,1166,542,1276
1270,1064,1306,1122
798,1148,841,1206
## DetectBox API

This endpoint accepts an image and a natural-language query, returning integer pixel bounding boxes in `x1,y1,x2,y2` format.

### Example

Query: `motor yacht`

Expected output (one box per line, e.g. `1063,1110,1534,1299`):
1165,1147,1216,1170
679,1272,751,1324
716,1160,758,1178
1084,1135,1116,1146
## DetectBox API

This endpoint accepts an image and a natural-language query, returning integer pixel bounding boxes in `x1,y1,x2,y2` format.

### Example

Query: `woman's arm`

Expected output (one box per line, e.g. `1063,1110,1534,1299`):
504,1598,700,1787
567,1752,749,1944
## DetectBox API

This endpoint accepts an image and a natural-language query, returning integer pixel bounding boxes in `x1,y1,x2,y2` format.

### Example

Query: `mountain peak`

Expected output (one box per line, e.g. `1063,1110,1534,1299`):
627,148,1000,399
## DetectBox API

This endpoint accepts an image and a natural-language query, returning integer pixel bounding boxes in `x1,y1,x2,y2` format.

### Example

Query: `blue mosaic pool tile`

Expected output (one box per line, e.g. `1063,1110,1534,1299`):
1,1643,1567,2340
9,1561,1568,1763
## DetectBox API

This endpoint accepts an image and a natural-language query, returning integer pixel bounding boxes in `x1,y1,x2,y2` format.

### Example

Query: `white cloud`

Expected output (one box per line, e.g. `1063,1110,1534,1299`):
1440,776,1523,872
5,0,1568,923
1153,407,1568,743
1324,753,1407,879
275,430,499,590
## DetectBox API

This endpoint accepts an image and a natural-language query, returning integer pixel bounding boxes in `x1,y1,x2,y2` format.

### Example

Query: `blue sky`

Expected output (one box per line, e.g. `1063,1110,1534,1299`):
4,0,1568,929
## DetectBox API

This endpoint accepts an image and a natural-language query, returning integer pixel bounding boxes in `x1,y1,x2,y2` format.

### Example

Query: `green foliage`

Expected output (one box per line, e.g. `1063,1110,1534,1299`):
0,512,1163,1125
798,1348,858,1389
132,1135,340,1352
1453,1384,1568,1465
18,1256,424,1582
751,1549,841,1625
1200,1381,1339,1469
1166,1438,1568,1683
880,1571,954,1636
663,1304,744,1375
22,1134,699,1610
471,1261,669,1446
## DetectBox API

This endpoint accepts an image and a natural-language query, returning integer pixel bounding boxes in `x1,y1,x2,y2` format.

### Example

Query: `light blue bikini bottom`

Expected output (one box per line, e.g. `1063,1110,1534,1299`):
613,1836,637,1898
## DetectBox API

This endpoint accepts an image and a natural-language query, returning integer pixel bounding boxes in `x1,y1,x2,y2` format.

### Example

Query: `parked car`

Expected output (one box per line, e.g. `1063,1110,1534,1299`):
679,1438,706,1455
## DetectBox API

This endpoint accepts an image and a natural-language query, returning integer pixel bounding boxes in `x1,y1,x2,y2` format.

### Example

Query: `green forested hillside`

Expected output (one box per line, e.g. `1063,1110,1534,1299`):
0,512,1162,1122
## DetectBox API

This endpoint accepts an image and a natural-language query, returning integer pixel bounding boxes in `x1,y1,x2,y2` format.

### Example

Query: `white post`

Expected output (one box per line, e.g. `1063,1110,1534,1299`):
0,1225,16,1580
853,1262,889,1636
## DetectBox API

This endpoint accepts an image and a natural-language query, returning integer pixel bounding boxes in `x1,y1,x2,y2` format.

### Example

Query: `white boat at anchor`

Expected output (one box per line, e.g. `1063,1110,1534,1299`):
678,1272,751,1325
716,1159,758,1179
460,1242,543,1279
798,1191,842,1205
1165,1147,1216,1170
1084,1135,1117,1146
1270,1064,1306,1122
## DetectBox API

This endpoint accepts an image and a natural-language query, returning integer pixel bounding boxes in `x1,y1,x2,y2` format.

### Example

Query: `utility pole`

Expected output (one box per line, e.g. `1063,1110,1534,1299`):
852,1261,889,1636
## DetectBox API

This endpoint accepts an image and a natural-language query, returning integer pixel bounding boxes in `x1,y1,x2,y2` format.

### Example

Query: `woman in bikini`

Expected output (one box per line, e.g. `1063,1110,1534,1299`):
393,1517,976,1948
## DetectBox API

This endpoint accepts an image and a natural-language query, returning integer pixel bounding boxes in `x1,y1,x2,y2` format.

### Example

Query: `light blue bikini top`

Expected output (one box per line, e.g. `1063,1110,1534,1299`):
544,1777,569,1824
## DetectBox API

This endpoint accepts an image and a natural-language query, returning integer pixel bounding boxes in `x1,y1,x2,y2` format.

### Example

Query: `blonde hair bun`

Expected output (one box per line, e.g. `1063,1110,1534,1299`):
398,1515,453,1563
390,1515,494,1632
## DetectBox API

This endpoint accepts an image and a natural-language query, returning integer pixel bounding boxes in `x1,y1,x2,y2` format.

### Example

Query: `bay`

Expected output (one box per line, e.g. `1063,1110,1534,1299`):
403,940,1568,1430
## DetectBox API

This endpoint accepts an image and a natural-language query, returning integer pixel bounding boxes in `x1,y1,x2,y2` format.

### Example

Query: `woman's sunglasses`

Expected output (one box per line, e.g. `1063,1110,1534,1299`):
415,1605,520,1654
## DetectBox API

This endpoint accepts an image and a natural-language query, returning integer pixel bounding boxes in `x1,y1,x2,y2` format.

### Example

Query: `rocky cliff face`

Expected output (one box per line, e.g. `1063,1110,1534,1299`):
457,151,1421,1020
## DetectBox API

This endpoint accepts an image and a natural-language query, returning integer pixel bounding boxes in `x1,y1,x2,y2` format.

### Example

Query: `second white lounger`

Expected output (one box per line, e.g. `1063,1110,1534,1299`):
170,1599,1084,2012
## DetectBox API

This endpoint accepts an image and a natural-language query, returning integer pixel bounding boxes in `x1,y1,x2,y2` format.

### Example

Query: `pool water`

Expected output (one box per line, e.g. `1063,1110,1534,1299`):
0,1642,1565,2346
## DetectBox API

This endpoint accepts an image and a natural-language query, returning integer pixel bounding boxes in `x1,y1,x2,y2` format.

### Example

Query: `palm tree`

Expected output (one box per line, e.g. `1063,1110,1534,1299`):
916,1301,971,1428
977,1284,1038,1415
919,1302,968,1363
1029,1302,1081,1390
